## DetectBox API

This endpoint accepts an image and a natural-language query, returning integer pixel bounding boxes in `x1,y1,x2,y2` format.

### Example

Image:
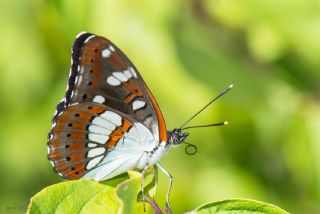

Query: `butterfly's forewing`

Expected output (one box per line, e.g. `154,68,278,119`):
48,33,168,180
65,32,166,141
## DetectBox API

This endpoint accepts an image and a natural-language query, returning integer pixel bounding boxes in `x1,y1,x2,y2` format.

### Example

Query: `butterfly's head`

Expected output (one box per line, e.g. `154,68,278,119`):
169,128,189,145
167,128,197,155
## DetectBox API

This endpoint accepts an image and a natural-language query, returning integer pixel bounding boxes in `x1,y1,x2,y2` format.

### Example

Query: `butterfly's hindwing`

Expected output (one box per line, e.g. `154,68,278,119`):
48,102,138,179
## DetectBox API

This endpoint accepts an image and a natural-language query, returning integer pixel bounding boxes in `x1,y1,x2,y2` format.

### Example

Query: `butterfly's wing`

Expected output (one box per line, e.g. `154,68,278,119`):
57,32,167,142
48,102,158,180
48,32,168,180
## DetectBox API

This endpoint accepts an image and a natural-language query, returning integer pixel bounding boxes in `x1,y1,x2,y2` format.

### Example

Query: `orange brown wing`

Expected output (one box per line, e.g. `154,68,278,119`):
48,102,137,179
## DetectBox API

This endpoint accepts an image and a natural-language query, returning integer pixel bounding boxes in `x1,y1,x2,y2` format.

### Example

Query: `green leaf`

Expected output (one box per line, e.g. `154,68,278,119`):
116,171,145,213
27,179,119,214
27,170,155,214
191,199,290,214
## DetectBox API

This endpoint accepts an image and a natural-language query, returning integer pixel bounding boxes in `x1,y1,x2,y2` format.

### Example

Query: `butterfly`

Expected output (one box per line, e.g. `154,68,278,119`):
47,32,232,209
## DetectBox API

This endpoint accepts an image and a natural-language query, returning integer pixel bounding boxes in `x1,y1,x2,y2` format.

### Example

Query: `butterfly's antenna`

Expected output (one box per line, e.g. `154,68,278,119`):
180,121,228,130
179,84,234,130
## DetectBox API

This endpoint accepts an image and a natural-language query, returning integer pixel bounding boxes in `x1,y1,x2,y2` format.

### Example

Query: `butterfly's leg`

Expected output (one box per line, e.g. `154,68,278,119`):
152,165,158,191
156,163,173,210
141,165,149,211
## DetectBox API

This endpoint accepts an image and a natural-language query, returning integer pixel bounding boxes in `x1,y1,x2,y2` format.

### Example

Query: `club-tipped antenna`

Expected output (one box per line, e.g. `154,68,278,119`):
179,84,234,130
181,121,228,130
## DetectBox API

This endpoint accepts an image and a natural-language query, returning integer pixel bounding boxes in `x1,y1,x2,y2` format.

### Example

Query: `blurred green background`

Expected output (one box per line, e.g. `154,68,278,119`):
1,0,320,213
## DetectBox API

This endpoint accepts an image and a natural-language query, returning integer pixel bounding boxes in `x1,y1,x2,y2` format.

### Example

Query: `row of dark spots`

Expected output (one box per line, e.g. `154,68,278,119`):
90,48,95,63
64,109,92,155
90,46,96,70
81,81,93,101
66,112,79,134
64,110,90,137
64,129,73,164
65,156,79,174
65,111,75,146
88,48,97,81
78,47,96,101
91,46,97,72
89,50,97,72
83,48,98,101
92,49,98,64
80,48,96,101
62,114,80,150
64,105,95,173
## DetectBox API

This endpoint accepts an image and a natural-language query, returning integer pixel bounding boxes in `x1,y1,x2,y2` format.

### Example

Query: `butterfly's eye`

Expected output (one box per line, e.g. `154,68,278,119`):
171,135,180,145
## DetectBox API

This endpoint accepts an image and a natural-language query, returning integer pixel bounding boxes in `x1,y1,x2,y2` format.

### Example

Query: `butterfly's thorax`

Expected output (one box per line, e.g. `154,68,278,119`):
136,141,172,169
